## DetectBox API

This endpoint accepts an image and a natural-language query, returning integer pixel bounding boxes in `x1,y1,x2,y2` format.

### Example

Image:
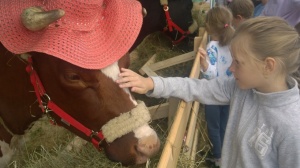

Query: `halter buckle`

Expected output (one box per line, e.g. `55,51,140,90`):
41,94,51,109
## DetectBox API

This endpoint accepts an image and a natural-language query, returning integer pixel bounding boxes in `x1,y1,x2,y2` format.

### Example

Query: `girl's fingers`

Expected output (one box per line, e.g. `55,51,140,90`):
199,54,206,60
119,71,134,78
120,68,132,72
117,76,137,85
117,68,150,94
199,50,206,55
131,86,147,94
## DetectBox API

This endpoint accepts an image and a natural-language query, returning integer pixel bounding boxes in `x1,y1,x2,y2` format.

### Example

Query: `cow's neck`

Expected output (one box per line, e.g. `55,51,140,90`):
0,46,43,144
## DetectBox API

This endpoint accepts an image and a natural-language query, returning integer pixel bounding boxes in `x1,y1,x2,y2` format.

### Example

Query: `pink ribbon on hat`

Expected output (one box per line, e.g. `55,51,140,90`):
224,24,229,28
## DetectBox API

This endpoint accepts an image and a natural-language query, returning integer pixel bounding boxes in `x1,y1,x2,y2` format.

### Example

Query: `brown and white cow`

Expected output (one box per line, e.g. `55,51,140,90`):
0,43,160,166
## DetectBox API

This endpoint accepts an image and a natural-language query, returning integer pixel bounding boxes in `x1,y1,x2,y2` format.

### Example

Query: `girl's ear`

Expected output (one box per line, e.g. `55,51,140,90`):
236,15,243,21
264,57,276,74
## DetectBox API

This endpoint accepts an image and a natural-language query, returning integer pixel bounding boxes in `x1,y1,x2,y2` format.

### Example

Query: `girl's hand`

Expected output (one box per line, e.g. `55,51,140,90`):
116,68,154,94
198,48,208,72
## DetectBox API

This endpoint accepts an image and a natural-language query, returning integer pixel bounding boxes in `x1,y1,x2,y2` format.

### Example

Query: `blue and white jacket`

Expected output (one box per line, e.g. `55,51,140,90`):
202,41,232,80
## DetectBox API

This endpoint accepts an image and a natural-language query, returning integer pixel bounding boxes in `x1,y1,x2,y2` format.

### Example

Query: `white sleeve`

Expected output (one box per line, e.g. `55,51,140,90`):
202,42,218,80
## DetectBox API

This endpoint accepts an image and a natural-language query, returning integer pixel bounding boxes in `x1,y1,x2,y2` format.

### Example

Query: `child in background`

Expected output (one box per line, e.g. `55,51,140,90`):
253,0,268,17
117,17,300,168
228,0,254,28
198,6,235,167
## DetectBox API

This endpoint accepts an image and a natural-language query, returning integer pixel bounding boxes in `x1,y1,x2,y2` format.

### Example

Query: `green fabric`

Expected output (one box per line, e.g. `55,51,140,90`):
192,0,204,2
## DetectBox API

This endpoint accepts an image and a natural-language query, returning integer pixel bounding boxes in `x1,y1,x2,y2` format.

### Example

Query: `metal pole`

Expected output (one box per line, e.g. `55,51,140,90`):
210,0,215,8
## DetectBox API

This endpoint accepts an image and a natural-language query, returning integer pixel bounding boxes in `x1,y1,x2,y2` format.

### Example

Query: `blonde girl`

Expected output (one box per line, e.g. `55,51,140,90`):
117,16,300,167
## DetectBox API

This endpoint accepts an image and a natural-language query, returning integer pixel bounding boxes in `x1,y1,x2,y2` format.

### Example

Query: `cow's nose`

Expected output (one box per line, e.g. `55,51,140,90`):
135,133,160,164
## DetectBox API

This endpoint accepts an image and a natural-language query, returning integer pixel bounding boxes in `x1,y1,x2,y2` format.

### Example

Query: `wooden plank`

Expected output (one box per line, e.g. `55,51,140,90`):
148,51,195,72
183,101,200,157
190,124,200,167
168,98,180,129
198,27,206,37
194,27,206,52
189,31,207,79
148,103,169,120
194,37,202,52
140,65,158,77
157,31,208,168
157,101,193,168
139,54,157,75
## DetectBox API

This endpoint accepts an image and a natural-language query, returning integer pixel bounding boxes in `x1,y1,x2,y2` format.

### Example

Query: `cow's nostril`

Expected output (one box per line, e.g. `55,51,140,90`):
133,125,160,164
136,134,160,159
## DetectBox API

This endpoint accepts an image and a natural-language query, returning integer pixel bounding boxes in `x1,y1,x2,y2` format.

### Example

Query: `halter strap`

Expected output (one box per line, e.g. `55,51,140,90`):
161,2,191,45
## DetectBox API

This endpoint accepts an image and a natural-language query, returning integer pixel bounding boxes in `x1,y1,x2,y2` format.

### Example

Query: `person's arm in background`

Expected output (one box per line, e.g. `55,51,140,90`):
261,0,300,26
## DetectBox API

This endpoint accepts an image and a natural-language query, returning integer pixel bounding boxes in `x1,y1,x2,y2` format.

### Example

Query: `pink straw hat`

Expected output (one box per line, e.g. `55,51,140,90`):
0,0,143,69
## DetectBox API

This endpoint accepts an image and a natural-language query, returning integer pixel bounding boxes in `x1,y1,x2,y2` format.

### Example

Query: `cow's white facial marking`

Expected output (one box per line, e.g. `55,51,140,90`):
101,62,120,82
133,124,157,139
0,140,14,167
101,61,137,105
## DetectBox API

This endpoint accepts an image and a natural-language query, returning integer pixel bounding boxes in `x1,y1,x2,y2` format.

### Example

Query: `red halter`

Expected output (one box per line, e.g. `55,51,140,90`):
162,4,191,45
26,57,105,150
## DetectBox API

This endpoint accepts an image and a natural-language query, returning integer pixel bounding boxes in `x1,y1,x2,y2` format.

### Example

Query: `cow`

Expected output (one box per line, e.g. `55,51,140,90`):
0,43,160,166
0,0,160,167
130,0,210,52
131,0,197,52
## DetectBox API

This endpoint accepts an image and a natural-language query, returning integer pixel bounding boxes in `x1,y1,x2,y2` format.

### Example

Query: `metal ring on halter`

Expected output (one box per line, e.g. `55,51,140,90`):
41,94,52,114
41,94,51,105
163,5,169,11
90,130,98,138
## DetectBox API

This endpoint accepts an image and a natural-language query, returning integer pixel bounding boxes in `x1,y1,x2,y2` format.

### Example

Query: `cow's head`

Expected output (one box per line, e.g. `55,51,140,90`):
0,0,160,165
27,52,160,165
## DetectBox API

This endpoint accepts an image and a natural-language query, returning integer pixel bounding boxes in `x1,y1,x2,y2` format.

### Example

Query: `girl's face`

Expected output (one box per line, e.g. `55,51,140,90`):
229,40,266,90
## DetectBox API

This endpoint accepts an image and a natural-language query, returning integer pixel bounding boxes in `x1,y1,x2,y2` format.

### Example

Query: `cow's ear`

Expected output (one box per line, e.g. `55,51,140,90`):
118,53,130,69
20,53,31,61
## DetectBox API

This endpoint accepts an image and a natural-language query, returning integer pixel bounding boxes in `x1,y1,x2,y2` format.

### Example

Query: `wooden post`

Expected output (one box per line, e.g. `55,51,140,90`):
168,98,180,129
183,102,200,156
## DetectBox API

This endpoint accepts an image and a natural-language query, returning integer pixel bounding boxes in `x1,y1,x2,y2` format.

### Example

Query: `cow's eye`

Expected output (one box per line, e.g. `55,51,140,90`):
64,73,81,81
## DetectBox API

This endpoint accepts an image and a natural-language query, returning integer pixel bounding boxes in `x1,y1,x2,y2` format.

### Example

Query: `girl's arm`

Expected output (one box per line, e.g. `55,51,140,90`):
117,68,235,104
148,76,234,105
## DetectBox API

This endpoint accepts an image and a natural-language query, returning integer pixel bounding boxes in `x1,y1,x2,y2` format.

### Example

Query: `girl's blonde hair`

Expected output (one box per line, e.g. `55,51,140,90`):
205,6,235,46
232,17,300,75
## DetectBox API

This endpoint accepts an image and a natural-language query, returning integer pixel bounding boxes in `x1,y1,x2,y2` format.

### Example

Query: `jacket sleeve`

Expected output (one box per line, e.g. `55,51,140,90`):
202,42,218,79
147,76,236,105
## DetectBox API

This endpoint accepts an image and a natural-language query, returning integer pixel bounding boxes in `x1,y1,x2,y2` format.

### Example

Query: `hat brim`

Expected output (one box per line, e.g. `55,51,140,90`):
0,0,143,69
